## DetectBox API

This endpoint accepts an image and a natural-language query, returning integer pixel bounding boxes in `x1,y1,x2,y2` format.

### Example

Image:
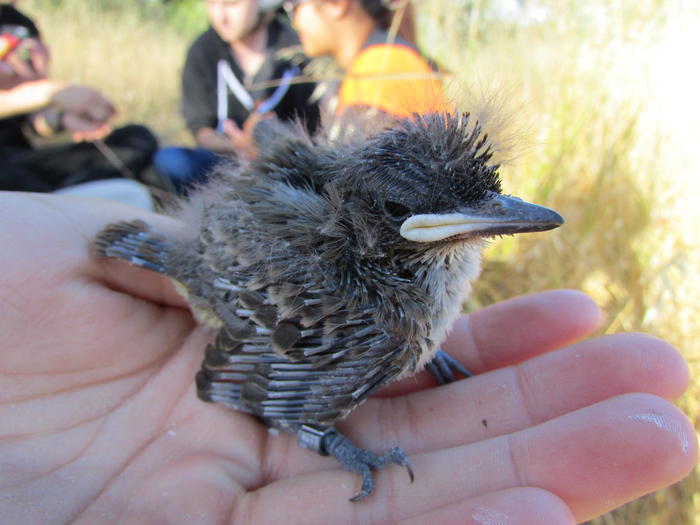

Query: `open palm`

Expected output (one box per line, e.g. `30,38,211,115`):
0,192,695,525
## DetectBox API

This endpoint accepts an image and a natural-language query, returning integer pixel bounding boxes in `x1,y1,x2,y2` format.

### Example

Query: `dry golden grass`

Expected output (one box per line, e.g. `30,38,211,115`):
416,1,700,523
20,0,699,522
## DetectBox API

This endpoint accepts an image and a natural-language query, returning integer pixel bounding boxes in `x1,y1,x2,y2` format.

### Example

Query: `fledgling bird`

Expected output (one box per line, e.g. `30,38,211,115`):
93,112,564,501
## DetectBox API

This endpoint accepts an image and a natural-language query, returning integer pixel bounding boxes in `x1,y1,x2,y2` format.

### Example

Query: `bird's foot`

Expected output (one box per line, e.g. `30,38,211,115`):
297,425,414,502
425,350,473,386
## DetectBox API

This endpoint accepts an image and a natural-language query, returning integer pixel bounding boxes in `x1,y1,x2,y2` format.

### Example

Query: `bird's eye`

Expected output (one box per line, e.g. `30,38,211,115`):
384,200,412,220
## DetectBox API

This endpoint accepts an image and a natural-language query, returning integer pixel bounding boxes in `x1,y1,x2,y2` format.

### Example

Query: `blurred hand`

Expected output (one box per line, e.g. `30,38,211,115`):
49,85,116,125
0,37,48,86
0,193,695,524
223,111,272,162
62,111,111,142
0,61,20,89
12,37,50,78
25,38,49,77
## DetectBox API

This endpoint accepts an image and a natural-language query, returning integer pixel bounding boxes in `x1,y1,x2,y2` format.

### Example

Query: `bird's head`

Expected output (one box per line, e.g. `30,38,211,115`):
330,112,564,256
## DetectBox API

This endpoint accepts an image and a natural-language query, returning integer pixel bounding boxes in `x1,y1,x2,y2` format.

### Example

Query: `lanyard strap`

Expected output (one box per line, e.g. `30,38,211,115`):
217,60,300,133
256,66,298,114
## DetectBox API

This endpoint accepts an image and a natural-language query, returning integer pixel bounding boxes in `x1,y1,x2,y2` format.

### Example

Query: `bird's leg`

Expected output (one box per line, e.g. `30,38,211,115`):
424,349,473,386
296,425,414,502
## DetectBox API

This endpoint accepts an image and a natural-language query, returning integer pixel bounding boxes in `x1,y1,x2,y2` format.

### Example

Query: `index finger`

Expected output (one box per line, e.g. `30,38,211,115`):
381,290,604,396
446,289,605,373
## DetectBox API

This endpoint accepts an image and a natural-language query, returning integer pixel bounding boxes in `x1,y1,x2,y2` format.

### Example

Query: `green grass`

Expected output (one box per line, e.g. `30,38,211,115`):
19,0,700,522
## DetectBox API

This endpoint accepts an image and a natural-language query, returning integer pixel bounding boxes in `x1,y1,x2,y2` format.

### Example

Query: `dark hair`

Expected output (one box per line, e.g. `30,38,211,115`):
359,0,390,21
359,0,416,45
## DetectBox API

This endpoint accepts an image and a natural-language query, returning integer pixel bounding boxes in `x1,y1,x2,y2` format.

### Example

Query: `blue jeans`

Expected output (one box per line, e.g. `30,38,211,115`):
152,147,219,194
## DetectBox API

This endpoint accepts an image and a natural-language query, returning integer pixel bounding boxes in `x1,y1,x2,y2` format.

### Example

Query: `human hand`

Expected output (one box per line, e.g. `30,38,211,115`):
49,85,116,125
62,111,112,142
223,111,272,162
25,38,49,77
31,108,111,141
0,59,21,89
0,193,694,524
0,37,48,87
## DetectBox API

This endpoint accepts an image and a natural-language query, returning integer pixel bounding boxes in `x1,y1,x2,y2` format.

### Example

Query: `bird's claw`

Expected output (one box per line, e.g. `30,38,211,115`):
343,445,414,502
300,427,413,502
425,350,473,385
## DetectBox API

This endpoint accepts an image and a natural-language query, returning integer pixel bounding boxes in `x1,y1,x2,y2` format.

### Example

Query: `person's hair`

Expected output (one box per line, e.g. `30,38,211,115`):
358,0,416,46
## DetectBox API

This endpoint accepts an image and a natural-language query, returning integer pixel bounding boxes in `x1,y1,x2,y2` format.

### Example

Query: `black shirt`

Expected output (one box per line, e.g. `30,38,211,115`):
181,19,319,136
0,5,41,149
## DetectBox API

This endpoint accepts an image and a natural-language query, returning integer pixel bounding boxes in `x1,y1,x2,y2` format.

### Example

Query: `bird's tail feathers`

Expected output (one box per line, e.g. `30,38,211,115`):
93,220,171,275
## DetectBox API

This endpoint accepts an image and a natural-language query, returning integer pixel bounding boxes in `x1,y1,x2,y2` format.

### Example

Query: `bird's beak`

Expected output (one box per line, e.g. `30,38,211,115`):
400,193,565,242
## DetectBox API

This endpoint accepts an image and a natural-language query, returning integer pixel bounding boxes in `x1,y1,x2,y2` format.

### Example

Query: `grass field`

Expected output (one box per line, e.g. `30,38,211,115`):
19,0,700,522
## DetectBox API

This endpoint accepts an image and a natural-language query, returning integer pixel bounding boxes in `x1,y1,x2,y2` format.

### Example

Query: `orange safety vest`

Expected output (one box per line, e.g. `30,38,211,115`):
336,43,452,118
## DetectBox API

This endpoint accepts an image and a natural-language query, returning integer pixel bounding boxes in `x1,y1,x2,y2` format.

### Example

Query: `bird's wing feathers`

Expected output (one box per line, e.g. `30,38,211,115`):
196,276,418,429
93,220,170,274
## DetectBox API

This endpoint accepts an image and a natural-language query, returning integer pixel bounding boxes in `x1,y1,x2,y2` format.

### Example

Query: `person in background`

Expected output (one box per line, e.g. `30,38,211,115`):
285,0,450,119
153,0,321,192
0,0,158,193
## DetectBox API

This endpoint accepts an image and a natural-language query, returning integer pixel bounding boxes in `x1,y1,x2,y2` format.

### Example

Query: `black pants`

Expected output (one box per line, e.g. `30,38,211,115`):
0,125,158,192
